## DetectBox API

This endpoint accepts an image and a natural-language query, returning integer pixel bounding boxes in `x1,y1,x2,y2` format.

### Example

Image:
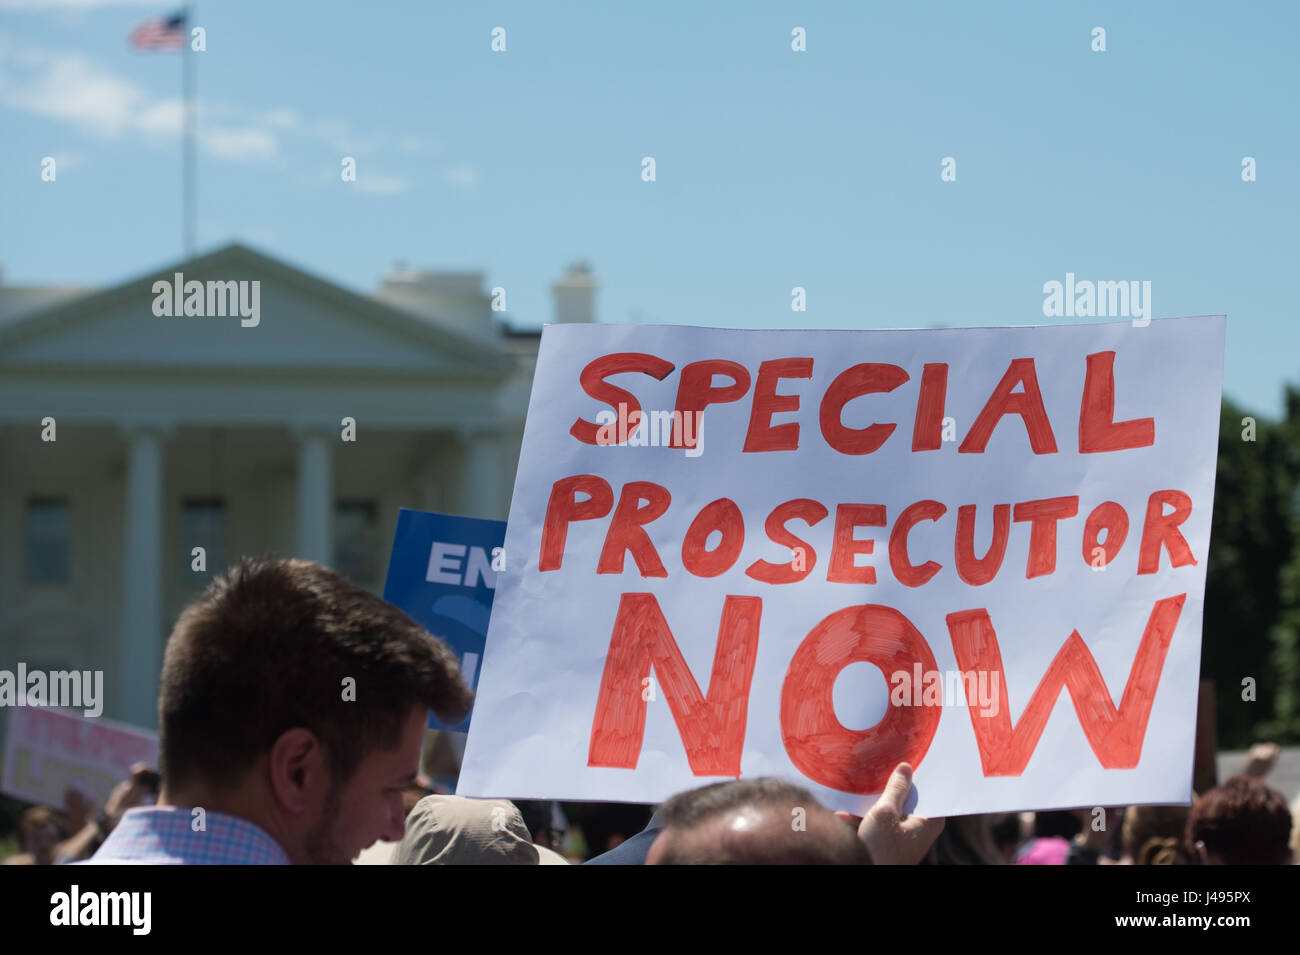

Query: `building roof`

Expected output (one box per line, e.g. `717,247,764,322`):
0,242,518,376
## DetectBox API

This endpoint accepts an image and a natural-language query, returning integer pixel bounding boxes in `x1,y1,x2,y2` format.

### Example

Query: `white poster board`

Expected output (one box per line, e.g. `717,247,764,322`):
1,707,158,809
458,316,1224,816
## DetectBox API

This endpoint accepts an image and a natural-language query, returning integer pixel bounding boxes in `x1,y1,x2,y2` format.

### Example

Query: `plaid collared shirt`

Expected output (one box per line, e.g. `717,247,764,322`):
87,806,291,865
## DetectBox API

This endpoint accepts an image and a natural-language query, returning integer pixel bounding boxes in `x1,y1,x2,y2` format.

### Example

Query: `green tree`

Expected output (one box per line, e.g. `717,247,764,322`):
1260,386,1300,742
1204,395,1299,747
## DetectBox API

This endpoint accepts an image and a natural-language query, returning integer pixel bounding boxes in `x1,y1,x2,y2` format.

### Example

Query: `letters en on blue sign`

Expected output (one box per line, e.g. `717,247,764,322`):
382,508,505,733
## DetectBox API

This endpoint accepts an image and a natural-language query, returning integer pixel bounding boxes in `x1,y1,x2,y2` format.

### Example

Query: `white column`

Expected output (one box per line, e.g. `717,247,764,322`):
120,425,166,728
295,428,334,564
458,427,504,518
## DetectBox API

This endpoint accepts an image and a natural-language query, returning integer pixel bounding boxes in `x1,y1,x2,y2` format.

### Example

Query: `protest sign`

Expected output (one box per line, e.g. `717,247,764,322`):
383,508,505,732
1,707,157,809
457,316,1225,816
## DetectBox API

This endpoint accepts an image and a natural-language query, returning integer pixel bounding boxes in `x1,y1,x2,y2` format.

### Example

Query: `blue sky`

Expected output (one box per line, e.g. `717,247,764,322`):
2,0,1296,417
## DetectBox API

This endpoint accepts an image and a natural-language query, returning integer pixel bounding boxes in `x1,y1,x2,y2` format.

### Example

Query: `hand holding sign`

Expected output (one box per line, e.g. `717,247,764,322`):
837,763,945,865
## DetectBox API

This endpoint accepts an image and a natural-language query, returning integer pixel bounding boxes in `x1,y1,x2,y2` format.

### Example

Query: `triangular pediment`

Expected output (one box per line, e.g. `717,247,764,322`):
0,243,514,378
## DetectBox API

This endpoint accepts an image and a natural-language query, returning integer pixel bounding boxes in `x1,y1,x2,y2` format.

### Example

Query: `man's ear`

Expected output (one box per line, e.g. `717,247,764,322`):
268,728,328,814
644,830,670,865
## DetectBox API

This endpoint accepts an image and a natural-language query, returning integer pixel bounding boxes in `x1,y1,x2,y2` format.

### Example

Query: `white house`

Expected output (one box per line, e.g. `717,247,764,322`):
0,244,595,727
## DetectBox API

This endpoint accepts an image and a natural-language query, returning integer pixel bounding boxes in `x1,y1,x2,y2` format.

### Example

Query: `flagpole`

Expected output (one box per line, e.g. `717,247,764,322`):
182,4,195,260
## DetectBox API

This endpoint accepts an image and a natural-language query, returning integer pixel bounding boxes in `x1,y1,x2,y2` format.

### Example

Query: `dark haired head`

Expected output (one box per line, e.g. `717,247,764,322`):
1187,775,1293,865
1033,810,1082,840
158,556,473,792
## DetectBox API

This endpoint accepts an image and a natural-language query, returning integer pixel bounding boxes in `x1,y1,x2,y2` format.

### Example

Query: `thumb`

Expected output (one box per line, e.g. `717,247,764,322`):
876,762,915,817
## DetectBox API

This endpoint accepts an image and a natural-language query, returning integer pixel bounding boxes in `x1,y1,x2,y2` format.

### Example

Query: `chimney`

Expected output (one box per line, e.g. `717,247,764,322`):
374,267,493,337
552,262,596,324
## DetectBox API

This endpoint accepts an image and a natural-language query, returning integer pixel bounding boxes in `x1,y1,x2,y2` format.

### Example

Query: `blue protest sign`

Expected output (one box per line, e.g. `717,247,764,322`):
382,508,505,732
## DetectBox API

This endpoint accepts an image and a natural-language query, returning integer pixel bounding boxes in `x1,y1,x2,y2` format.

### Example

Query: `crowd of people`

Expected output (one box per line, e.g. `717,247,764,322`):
3,556,1297,866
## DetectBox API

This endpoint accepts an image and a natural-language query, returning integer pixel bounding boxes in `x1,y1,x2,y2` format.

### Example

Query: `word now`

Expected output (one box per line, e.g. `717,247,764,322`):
569,350,1152,455
588,593,1186,794
540,478,1196,587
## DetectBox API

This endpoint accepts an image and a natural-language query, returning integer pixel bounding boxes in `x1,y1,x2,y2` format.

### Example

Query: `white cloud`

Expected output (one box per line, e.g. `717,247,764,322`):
134,98,184,136
0,40,430,178
308,117,380,157
262,108,300,129
356,175,409,196
397,134,438,156
204,127,277,161
3,51,145,136
0,46,279,162
444,164,478,190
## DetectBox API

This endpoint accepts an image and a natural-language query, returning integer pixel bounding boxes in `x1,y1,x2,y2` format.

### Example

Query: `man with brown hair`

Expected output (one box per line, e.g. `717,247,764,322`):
1186,774,1294,865
89,556,473,865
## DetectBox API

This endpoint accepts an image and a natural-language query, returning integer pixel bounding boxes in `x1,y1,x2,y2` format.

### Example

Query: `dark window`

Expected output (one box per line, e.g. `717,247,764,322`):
335,500,378,586
26,497,70,583
182,498,226,576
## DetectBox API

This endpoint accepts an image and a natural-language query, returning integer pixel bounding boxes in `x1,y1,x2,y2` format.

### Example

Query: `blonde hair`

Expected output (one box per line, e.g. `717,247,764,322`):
1122,805,1189,862
1136,836,1188,865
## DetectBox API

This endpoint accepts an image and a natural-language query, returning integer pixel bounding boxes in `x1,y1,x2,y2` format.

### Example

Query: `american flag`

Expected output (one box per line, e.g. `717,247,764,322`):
130,11,186,51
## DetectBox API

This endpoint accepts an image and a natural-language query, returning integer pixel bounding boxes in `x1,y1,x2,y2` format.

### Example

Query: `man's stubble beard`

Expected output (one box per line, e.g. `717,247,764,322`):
303,779,348,865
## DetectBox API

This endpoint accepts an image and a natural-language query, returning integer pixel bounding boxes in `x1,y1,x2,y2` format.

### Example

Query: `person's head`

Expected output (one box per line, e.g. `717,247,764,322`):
18,807,63,860
514,799,565,852
62,788,92,831
646,777,870,865
1031,810,1082,840
157,556,474,865
391,796,569,865
1122,805,1190,865
1186,775,1293,865
1133,836,1190,865
920,813,1003,865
